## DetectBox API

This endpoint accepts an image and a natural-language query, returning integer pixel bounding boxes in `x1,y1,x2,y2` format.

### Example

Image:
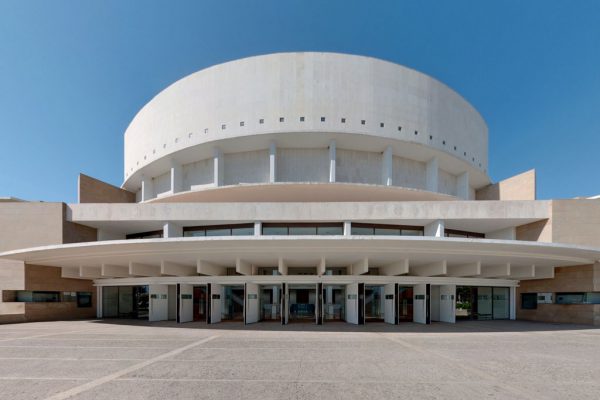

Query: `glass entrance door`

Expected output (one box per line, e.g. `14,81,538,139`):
222,286,244,321
364,285,384,322
397,286,413,322
193,286,207,322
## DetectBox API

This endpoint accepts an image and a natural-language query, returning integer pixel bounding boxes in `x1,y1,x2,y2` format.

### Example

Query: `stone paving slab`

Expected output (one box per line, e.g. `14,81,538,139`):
0,319,598,400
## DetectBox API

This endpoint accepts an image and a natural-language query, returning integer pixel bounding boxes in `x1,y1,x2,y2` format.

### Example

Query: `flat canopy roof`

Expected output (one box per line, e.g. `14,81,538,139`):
1,237,598,281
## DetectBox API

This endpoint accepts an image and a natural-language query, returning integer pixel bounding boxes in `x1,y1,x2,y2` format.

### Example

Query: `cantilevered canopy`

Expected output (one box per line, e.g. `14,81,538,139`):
1,237,599,281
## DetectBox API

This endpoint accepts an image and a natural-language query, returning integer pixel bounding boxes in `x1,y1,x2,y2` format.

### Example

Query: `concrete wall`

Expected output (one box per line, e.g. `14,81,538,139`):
392,156,426,190
225,150,269,185
477,170,536,200
153,171,171,197
182,158,214,191
0,202,64,252
517,264,600,326
551,200,600,247
336,149,382,184
438,170,457,197
278,148,329,182
78,174,135,203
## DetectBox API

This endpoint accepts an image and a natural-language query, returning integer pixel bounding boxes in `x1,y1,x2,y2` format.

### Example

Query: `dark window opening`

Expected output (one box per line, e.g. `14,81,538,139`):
444,229,485,239
521,293,537,310
351,223,424,236
262,223,343,236
183,223,254,237
126,230,164,240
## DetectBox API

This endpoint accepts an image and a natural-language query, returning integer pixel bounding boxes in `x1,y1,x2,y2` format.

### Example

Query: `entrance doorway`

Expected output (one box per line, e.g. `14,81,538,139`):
102,286,149,319
456,286,510,320
288,284,316,323
397,286,413,322
322,284,345,322
193,286,208,322
260,285,281,321
222,285,244,321
364,285,384,322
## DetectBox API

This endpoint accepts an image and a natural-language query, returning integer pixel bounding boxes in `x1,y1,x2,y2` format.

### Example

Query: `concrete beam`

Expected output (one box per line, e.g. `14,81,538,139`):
269,141,276,183
317,257,326,276
161,261,196,276
163,222,182,238
129,262,161,277
426,157,438,193
410,260,447,277
236,258,252,275
350,258,368,275
278,257,288,276
61,267,80,279
382,145,392,186
197,260,226,276
379,259,409,276
457,171,469,200
480,263,511,278
486,227,516,240
329,140,336,183
424,220,444,237
213,147,224,187
510,265,535,279
80,266,102,279
101,264,129,278
446,262,481,277
533,266,555,280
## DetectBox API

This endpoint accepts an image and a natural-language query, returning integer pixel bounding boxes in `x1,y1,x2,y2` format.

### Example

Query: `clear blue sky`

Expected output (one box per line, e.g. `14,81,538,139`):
1,1,599,203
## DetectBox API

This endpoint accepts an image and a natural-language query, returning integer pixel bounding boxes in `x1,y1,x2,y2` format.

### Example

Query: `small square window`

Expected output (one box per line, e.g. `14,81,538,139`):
279,117,284,122
321,117,326,122
453,146,457,151
429,135,432,140
380,122,384,128
472,157,475,161
300,116,305,122
240,121,244,127
163,144,167,148
259,119,264,124
174,138,178,143
188,132,192,138
361,120,366,125
464,151,467,156
398,126,402,132
204,128,208,134
442,140,446,145
221,124,226,130
341,118,346,123
415,130,419,135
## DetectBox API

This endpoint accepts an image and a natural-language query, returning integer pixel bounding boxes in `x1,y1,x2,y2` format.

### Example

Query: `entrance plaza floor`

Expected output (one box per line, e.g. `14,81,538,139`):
0,320,598,400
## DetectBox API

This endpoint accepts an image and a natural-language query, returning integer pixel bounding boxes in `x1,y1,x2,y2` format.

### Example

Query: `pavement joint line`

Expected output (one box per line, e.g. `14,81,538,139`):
0,357,151,361
43,334,220,400
376,333,540,400
0,377,89,381
0,345,178,349
0,329,99,343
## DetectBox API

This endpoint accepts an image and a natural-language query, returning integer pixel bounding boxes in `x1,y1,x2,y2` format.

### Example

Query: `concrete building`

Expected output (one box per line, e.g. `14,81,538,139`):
1,52,599,326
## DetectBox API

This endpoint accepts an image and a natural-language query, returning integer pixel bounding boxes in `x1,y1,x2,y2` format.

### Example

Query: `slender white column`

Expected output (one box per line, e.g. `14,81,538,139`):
457,171,469,200
170,160,183,193
329,140,336,183
426,157,439,192
269,141,276,183
213,148,224,186
343,221,351,236
254,221,262,236
141,175,154,202
163,222,182,238
382,145,392,186
424,220,445,237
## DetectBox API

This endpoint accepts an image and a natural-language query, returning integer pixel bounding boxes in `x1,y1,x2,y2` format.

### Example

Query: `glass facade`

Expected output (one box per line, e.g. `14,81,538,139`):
456,286,510,320
351,223,424,236
184,224,254,237
262,223,343,236
102,286,149,319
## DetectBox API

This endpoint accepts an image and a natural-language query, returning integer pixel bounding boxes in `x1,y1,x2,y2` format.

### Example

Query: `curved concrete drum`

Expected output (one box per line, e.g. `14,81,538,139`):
123,52,489,202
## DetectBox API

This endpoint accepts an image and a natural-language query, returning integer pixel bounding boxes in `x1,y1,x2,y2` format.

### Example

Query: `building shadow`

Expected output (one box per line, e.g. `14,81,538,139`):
89,318,600,334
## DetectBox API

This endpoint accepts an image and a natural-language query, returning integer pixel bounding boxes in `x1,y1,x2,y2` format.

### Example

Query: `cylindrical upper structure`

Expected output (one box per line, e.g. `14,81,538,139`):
123,52,489,202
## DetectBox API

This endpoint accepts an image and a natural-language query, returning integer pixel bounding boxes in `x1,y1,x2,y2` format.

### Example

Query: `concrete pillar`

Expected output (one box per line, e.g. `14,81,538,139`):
424,220,445,237
343,221,352,236
254,221,262,236
510,287,516,320
213,148,223,187
163,222,182,238
329,140,336,183
426,157,439,193
141,175,154,202
170,160,183,194
96,286,102,318
269,141,276,183
457,171,469,200
382,145,392,186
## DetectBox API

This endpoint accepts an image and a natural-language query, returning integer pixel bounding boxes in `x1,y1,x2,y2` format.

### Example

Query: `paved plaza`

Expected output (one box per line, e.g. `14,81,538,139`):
0,320,598,399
